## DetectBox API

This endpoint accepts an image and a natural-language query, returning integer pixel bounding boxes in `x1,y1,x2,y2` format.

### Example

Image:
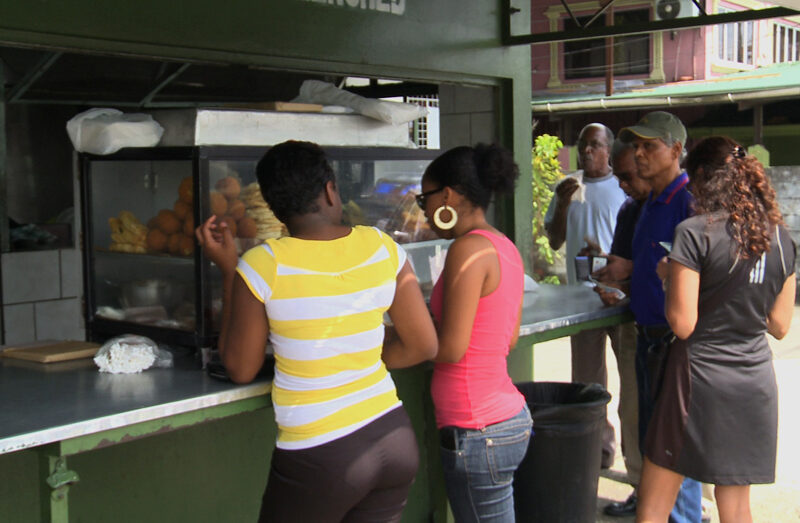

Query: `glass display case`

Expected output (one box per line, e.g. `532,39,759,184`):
80,146,442,348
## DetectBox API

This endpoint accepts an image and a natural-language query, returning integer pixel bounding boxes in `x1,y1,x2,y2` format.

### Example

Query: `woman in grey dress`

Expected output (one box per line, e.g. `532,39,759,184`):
637,136,796,523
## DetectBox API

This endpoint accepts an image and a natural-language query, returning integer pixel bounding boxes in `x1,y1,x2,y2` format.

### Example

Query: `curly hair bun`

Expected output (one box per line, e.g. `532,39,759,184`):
473,143,519,196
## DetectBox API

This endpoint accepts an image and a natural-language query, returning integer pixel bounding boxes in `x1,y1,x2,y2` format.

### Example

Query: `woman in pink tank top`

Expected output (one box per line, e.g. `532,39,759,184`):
418,143,531,522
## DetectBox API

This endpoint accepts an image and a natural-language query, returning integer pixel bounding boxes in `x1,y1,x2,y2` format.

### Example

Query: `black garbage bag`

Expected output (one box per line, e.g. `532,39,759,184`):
513,381,611,523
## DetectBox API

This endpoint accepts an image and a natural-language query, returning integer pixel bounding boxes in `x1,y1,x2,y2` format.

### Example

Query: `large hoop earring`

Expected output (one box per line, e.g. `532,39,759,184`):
433,204,458,230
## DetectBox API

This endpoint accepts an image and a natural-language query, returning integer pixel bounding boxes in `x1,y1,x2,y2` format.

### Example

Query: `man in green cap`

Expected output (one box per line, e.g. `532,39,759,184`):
619,111,705,522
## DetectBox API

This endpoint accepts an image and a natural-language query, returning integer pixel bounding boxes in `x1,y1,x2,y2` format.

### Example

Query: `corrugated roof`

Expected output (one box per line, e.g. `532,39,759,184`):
532,62,800,113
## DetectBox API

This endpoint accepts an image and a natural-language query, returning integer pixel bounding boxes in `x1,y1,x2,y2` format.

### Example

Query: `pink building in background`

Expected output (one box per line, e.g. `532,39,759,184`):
531,0,800,94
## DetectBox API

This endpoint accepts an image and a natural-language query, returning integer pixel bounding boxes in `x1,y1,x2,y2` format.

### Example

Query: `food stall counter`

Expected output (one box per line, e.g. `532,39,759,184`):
0,354,273,523
0,355,271,456
507,283,633,383
0,283,632,523
519,284,632,342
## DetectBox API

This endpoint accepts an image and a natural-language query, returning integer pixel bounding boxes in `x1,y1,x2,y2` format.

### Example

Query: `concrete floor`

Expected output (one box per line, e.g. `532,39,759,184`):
532,306,800,522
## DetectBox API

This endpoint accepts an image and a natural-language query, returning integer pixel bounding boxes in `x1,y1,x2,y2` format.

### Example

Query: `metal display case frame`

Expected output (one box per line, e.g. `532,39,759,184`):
80,145,439,349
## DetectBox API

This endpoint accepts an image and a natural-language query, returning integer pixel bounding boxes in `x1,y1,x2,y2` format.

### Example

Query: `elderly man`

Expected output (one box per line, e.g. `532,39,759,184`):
544,123,627,468
618,111,703,523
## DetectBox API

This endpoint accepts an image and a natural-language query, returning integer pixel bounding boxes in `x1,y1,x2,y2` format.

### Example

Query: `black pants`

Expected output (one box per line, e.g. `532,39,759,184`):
259,407,418,523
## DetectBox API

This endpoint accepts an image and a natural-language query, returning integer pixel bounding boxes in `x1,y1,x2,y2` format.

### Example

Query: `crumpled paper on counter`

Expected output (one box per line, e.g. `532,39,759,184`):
94,334,173,374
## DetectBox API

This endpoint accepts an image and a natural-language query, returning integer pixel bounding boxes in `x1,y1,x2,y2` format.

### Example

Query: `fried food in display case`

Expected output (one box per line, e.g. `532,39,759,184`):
139,177,198,256
239,182,287,244
384,192,437,243
82,146,438,349
108,211,147,253
342,200,367,226
114,173,286,258
349,177,436,243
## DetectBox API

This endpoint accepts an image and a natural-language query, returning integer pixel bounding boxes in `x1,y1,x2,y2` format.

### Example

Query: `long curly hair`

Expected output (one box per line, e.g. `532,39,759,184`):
685,136,783,258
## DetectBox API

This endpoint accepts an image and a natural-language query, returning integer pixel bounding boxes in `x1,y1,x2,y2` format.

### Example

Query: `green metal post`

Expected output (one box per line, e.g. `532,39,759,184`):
0,60,5,252
38,447,78,523
0,59,6,345
507,342,535,384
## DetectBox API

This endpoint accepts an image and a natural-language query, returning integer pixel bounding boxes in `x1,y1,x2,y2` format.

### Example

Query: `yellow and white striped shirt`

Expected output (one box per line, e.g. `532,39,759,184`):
236,226,406,449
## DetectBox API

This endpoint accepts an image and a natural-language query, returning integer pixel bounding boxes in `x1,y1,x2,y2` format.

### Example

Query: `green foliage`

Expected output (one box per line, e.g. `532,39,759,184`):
532,134,565,281
541,275,561,285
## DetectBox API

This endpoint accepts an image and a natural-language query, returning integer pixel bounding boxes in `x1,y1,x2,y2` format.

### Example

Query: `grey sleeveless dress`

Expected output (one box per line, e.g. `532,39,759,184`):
645,216,795,485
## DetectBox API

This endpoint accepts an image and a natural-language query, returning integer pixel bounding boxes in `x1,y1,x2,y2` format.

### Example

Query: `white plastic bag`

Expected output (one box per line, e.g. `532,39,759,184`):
66,108,164,155
292,80,427,125
94,334,173,374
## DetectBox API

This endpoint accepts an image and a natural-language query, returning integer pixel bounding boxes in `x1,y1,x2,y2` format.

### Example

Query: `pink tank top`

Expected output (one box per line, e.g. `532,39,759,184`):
430,229,526,429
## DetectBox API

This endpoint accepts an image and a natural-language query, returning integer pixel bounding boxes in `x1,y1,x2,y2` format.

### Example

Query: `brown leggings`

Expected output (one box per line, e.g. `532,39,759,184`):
258,407,419,523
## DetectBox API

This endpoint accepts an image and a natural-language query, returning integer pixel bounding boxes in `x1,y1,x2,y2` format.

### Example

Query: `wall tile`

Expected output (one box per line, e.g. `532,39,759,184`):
439,114,470,150
452,85,494,114
1,250,60,304
437,84,456,114
35,298,84,341
60,249,83,298
3,304,35,345
469,112,497,145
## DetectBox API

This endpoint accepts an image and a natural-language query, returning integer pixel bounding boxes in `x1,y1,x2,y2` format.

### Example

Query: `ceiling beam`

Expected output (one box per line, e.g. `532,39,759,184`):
5,52,62,103
503,6,800,45
139,62,191,107
343,81,438,99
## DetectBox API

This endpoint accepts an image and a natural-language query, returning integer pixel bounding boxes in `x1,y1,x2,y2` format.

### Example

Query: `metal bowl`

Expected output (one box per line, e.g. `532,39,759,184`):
120,279,185,311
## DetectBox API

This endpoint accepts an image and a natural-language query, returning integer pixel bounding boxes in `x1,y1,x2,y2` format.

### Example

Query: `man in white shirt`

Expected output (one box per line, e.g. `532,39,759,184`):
544,123,627,468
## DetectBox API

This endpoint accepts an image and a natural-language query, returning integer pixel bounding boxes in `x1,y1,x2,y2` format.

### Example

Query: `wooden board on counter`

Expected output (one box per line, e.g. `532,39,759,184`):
223,101,324,112
1,340,100,363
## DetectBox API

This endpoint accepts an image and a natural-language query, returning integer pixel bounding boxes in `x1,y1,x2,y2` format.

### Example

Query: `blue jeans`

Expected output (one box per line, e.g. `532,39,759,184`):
636,332,703,523
439,404,533,523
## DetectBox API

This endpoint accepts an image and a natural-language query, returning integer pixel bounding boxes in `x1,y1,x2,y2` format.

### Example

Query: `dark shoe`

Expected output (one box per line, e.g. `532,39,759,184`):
603,493,637,517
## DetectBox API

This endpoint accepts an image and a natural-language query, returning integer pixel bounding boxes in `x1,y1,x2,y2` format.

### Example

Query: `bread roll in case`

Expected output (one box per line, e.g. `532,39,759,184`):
215,176,241,200
209,191,228,217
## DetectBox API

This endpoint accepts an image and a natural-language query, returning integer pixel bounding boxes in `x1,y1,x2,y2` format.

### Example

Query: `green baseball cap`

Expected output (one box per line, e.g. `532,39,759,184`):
619,111,686,147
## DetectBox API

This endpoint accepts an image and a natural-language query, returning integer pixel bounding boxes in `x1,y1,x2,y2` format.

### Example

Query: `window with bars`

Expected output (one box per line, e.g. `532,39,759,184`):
717,7,753,65
563,9,650,79
774,23,800,63
406,95,439,149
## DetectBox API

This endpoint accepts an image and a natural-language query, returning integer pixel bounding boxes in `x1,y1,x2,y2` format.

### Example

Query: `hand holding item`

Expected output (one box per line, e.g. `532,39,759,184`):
578,236,603,257
594,284,624,306
555,177,581,206
589,275,626,303
593,254,632,283
195,215,238,275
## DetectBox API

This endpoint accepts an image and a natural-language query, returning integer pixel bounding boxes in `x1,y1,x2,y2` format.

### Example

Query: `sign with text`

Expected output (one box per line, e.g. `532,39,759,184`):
300,0,406,16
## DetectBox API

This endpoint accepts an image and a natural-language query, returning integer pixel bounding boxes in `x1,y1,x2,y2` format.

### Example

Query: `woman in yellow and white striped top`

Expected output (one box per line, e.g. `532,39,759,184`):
196,140,437,523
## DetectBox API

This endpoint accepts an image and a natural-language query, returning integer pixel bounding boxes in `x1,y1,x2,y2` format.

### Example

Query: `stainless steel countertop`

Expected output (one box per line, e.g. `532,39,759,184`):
0,283,626,456
0,354,270,455
518,283,629,337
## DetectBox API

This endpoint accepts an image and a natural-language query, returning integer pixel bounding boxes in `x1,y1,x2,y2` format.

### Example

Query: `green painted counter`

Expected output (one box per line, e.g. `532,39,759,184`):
0,357,446,523
0,285,630,522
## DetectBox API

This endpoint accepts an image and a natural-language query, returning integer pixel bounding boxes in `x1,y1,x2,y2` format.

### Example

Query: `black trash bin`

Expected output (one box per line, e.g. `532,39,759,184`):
513,381,611,523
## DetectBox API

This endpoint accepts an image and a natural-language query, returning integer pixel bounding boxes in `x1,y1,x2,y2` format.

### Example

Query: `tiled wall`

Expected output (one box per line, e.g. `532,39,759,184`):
438,84,497,150
1,248,84,345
